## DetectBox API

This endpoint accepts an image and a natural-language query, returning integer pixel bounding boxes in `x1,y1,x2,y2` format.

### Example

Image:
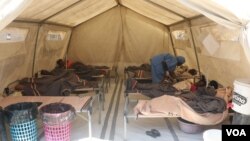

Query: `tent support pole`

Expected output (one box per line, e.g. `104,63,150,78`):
64,30,73,69
187,21,201,76
14,20,72,28
115,5,125,68
167,26,177,56
31,24,42,77
169,15,204,27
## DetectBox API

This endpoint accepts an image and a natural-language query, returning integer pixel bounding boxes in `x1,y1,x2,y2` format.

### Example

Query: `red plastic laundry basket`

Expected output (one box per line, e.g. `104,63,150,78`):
43,121,71,141
40,103,75,141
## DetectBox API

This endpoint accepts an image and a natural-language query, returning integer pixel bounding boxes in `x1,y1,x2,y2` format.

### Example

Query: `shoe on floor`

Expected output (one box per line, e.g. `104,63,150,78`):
145,129,161,138
151,129,161,137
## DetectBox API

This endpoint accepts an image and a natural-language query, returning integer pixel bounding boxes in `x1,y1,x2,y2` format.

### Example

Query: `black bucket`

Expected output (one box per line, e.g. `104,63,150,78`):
39,102,75,125
4,102,39,141
0,107,7,141
4,102,38,125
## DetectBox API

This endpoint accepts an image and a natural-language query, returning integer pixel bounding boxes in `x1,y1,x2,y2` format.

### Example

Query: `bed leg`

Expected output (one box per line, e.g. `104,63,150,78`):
97,92,101,124
105,76,109,93
124,96,129,124
98,89,105,111
102,94,105,111
101,91,105,111
108,70,111,88
124,96,129,140
115,75,119,83
124,115,127,141
88,110,92,138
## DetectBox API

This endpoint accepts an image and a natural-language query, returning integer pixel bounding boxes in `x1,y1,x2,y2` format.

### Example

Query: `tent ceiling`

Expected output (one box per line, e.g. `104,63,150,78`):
120,0,183,25
17,0,80,22
46,0,117,26
149,0,199,18
15,0,200,27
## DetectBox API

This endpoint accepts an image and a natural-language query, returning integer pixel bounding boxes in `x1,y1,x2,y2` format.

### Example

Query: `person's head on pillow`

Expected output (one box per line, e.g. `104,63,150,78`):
188,69,197,76
56,59,65,68
208,80,219,89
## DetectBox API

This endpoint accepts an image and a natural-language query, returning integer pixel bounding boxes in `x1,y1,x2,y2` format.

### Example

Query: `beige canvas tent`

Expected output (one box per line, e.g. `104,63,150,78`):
0,0,250,140
1,0,250,92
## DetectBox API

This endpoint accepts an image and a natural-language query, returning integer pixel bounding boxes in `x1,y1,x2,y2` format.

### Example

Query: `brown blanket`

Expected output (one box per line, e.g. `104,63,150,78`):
134,88,232,125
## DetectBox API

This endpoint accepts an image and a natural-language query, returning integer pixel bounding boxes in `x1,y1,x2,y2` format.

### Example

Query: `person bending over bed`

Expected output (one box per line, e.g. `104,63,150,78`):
151,53,185,83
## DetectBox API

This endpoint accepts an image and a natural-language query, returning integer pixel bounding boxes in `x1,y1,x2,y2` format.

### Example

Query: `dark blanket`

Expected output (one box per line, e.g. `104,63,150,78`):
75,80,99,89
179,87,226,113
40,68,65,76
17,71,82,96
125,79,177,98
125,64,151,72
70,62,106,80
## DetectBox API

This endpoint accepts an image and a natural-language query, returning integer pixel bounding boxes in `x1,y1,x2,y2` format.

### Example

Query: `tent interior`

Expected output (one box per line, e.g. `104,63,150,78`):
0,0,250,141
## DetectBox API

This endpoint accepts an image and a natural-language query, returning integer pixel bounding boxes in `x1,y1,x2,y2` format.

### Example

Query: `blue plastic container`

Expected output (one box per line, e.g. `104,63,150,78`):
4,102,38,141
10,119,37,141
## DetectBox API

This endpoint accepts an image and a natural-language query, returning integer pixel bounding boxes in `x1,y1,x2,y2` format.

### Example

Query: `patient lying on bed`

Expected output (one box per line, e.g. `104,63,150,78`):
69,61,108,80
125,75,206,98
134,86,232,125
39,59,108,81
125,63,151,72
15,71,99,96
126,79,178,97
125,64,195,81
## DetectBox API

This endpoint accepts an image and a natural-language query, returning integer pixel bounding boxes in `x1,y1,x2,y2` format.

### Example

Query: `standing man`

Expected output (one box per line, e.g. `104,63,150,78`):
151,53,185,83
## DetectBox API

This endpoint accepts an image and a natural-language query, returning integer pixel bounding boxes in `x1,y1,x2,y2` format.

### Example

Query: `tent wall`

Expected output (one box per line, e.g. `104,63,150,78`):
1,1,250,95
68,6,174,74
0,22,38,93
169,21,198,71
120,6,174,67
68,6,122,68
34,24,71,73
188,17,250,86
0,22,71,95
